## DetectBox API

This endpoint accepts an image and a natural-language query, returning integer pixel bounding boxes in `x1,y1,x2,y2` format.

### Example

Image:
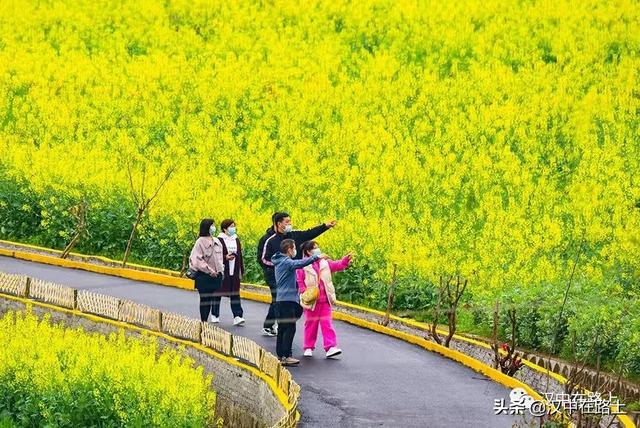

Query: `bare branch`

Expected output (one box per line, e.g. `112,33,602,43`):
140,165,147,206
126,160,139,206
553,234,585,353
145,163,177,208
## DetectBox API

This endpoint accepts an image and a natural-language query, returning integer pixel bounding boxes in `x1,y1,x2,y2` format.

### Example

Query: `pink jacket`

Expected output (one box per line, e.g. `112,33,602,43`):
296,256,351,304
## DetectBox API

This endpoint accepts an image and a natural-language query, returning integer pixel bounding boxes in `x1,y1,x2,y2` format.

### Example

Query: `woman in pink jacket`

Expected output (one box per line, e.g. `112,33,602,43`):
296,240,352,358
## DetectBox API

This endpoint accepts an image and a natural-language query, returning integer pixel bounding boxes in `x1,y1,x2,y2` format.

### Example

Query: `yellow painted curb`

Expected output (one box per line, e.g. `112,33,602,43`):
0,247,194,290
0,240,635,427
332,312,636,428
0,240,180,276
0,244,274,305
338,301,570,384
334,302,635,426
331,311,544,401
0,291,293,413
0,243,589,383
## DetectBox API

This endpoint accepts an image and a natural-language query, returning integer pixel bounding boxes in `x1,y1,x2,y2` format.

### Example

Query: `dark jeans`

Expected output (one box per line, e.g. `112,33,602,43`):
262,267,278,329
276,301,303,359
211,293,243,318
195,272,223,322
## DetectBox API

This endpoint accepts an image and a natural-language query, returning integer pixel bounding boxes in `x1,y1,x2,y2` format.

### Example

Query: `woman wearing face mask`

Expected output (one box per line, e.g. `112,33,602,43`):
296,240,353,358
211,218,245,326
189,219,225,322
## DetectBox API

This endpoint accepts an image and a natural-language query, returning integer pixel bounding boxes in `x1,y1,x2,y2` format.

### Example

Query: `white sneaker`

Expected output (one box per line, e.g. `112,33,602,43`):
272,324,278,335
326,347,342,358
303,349,313,357
233,316,245,326
209,315,220,324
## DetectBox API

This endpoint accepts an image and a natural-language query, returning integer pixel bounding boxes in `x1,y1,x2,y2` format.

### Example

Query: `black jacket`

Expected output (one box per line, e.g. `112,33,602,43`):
256,227,275,267
257,224,329,268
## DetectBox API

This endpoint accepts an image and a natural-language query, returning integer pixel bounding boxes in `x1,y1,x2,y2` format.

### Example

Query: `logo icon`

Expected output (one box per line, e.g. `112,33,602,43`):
510,387,535,410
495,388,546,416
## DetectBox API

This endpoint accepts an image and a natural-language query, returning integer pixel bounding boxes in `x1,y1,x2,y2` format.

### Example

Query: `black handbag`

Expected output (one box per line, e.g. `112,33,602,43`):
186,268,198,280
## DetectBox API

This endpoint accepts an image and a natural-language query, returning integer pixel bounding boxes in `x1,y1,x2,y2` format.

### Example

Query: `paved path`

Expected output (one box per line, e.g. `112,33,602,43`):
0,256,521,427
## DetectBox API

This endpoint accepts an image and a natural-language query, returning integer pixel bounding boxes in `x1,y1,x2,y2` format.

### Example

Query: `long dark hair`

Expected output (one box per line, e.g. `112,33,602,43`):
199,219,215,237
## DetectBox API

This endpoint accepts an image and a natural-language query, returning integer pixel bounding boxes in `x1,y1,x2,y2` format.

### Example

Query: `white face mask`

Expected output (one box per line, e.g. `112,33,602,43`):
311,248,322,257
291,248,297,258
209,225,216,236
284,224,293,233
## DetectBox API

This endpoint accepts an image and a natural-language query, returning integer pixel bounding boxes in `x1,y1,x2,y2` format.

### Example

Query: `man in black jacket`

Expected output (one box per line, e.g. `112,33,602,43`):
257,212,336,336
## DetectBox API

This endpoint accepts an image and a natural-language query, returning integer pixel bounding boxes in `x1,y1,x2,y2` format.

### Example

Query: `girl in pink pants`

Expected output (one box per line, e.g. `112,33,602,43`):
296,240,352,359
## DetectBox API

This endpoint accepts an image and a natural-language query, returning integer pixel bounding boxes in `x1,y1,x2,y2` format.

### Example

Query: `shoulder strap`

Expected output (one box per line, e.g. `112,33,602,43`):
218,237,227,250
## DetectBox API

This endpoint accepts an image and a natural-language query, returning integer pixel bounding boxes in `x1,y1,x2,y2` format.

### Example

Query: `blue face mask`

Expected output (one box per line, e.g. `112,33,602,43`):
228,227,237,236
209,225,216,236
311,248,322,257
